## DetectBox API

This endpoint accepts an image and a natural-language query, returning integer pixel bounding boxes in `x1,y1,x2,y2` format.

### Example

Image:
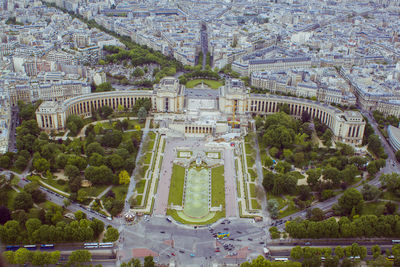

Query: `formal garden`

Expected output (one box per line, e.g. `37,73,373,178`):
166,150,226,224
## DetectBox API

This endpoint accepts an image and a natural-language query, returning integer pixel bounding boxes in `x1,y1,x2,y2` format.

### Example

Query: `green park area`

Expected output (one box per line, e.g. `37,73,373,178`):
186,79,223,89
167,164,225,225
0,100,152,248
167,164,186,206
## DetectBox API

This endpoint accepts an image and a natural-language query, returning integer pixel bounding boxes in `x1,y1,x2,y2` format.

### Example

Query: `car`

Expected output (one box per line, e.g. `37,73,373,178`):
166,218,172,223
171,253,175,256
259,242,264,244
223,228,229,230
160,231,165,234
236,231,242,234
215,248,220,252
248,238,253,241
237,239,241,241
179,250,184,253
304,242,311,246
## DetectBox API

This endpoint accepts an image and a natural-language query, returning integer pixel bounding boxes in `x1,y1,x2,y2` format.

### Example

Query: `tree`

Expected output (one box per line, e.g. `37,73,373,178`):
0,155,10,169
96,82,114,92
337,188,363,215
101,130,122,148
133,67,144,77
66,115,84,136
310,208,324,221
368,134,382,156
138,107,147,123
14,248,31,265
0,206,11,224
3,251,15,264
267,199,279,219
119,170,130,185
334,246,344,259
67,155,87,171
89,153,105,167
14,191,33,211
107,154,124,171
86,142,105,156
33,157,50,173
264,156,273,167
103,226,119,242
68,250,91,264
15,155,28,171
77,189,88,202
380,173,400,196
90,219,104,237
396,150,400,162
323,167,341,186
74,210,87,221
144,256,155,267
290,246,303,260
306,168,322,189
371,245,381,259
361,184,381,201
26,218,42,239
65,164,80,179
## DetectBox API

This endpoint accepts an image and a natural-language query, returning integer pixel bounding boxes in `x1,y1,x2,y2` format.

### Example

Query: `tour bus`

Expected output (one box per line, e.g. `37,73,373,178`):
84,243,99,249
99,242,114,248
274,257,289,262
217,232,230,239
6,245,20,251
40,244,54,250
23,245,37,250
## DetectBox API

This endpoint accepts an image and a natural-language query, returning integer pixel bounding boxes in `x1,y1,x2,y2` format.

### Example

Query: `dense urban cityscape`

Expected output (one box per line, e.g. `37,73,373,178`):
1,0,400,266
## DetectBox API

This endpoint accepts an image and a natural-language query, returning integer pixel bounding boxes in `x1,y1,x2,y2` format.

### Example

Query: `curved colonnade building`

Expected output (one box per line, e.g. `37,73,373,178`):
36,77,365,145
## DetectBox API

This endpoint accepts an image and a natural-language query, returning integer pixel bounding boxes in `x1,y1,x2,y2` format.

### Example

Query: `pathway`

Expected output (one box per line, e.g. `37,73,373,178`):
153,138,174,216
124,117,151,213
132,135,165,214
252,128,270,222
224,148,238,217
89,185,112,207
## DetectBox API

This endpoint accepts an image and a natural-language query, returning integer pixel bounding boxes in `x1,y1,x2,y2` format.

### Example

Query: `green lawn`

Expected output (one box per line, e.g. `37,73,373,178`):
361,201,390,216
381,191,400,202
251,199,261,209
267,194,286,210
40,178,70,193
186,79,223,89
249,183,257,198
246,155,255,168
278,201,300,219
111,185,128,200
168,164,186,206
6,189,17,210
122,131,142,142
211,166,225,207
135,195,143,206
136,179,146,194
248,169,257,181
166,209,225,225
144,153,152,165
80,185,109,197
245,143,255,155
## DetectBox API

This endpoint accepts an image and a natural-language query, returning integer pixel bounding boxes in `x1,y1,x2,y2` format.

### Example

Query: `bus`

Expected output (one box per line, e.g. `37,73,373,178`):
23,245,37,250
6,245,20,251
386,256,395,261
99,242,114,248
217,232,230,239
40,244,54,250
274,258,289,262
84,243,99,249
